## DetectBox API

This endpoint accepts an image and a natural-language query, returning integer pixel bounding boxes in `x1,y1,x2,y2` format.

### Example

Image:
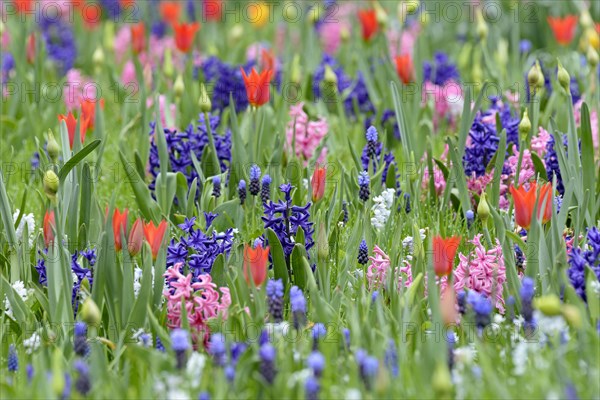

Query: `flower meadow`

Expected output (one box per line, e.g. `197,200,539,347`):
1,0,600,399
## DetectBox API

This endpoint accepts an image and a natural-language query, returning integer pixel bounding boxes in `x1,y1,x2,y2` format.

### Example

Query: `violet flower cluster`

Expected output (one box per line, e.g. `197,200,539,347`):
568,227,600,302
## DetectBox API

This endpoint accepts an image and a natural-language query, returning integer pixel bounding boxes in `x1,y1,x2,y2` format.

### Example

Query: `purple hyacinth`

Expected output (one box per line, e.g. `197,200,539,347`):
457,290,467,315
290,286,307,330
358,171,370,202
261,174,272,203
305,375,320,400
306,351,325,378
266,279,284,323
544,134,566,195
198,56,254,112
208,333,227,367
259,343,277,384
262,184,314,257
467,291,493,330
463,113,500,178
568,227,600,302
238,180,247,205
39,15,77,74
423,52,459,86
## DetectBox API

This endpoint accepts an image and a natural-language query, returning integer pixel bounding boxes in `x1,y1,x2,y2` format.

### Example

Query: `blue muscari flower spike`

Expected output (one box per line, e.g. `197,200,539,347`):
467,291,493,331
259,343,277,384
568,226,600,303
212,176,221,198
384,339,399,377
366,126,378,142
224,365,235,382
259,330,270,346
343,328,350,348
74,322,89,357
305,375,320,400
519,40,532,54
266,279,284,323
171,329,189,369
249,165,261,196
198,392,211,400
358,239,369,265
520,277,536,333
306,351,325,378
209,333,227,367
250,165,261,180
290,286,307,330
261,174,272,203
466,210,474,227
356,349,378,390
26,364,34,382
155,336,165,352
312,323,326,349
74,360,91,395
8,344,18,372
371,291,379,304
238,180,247,205
358,171,370,201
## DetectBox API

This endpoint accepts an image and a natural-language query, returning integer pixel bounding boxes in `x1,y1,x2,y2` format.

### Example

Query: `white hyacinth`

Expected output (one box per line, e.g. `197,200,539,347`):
4,280,32,319
13,209,36,246
371,188,395,230
23,332,41,354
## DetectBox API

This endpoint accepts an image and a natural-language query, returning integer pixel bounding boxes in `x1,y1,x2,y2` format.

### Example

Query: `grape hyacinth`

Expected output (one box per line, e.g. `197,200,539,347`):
212,177,221,198
467,291,493,332
306,351,325,378
366,125,379,162
356,349,378,391
8,344,18,372
74,360,91,395
358,171,370,202
74,322,89,357
249,165,261,196
384,339,399,377
208,333,227,367
238,180,247,205
171,329,190,369
358,239,369,265
520,277,536,334
266,279,284,323
290,286,307,330
261,175,272,203
342,201,349,224
155,336,165,353
259,343,277,384
305,375,320,400
312,323,326,350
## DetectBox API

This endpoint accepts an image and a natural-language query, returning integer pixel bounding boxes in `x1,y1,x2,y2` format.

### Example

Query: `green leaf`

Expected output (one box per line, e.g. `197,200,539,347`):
266,229,288,289
58,140,101,182
0,172,17,247
530,152,548,181
211,254,226,288
291,244,308,289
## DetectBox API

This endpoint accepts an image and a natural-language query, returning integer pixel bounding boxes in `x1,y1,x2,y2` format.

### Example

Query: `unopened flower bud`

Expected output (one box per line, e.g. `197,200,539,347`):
535,61,545,89
93,46,104,67
405,0,419,14
374,1,388,27
477,192,490,223
199,83,212,113
432,361,453,396
533,294,562,316
51,349,65,396
317,223,329,261
587,47,599,68
163,48,174,79
81,298,101,326
562,304,582,329
557,61,571,94
47,130,60,163
127,218,143,256
229,24,243,43
324,65,338,86
527,62,541,89
174,74,185,98
103,21,115,52
519,108,531,138
580,10,593,29
43,170,59,203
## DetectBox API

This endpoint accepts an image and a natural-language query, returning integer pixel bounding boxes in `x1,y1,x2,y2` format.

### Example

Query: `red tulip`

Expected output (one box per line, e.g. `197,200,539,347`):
26,33,35,64
43,210,56,248
14,0,32,13
547,15,578,46
509,182,553,230
143,220,168,260
80,98,104,131
203,0,223,22
240,67,273,108
173,22,200,53
58,112,86,149
395,54,414,84
357,9,378,41
243,243,270,287
311,164,326,202
127,218,143,256
160,1,181,25
111,208,128,251
131,23,146,54
261,48,275,72
433,236,461,277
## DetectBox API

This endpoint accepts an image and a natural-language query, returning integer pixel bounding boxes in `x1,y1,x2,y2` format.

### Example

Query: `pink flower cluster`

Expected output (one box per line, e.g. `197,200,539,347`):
286,102,328,165
452,234,506,313
422,81,464,128
574,99,599,152
164,263,231,344
63,69,97,111
366,246,413,290
421,145,449,196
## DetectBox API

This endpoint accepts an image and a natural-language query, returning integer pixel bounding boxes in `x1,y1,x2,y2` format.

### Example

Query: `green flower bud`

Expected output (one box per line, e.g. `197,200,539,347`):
587,47,599,68
562,304,582,329
519,108,531,138
432,361,453,396
163,48,174,79
535,61,545,89
229,24,243,44
199,83,212,113
81,297,101,326
47,130,60,163
43,170,59,203
527,62,541,89
93,46,104,68
374,1,388,27
533,294,562,316
557,61,571,94
324,65,338,86
477,192,490,223
103,21,115,52
174,74,185,98
317,223,329,261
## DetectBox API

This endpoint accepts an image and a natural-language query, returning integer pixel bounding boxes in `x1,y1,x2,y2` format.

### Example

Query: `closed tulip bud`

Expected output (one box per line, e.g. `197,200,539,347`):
47,130,60,163
533,294,562,316
43,170,59,202
405,0,419,14
229,24,243,43
587,47,599,67
518,109,531,138
163,48,174,79
317,223,329,261
586,28,599,51
80,277,91,294
324,65,338,86
535,61,544,89
199,83,212,112
557,61,571,94
562,304,582,329
432,361,453,396
527,62,541,89
374,1,388,27
93,46,104,68
441,287,457,325
476,11,488,40
477,192,490,224
81,298,101,326
291,54,301,85
128,218,143,256
580,10,592,29
174,74,185,98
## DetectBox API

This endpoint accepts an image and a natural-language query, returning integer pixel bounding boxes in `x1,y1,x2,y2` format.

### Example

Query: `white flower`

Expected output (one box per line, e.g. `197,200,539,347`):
186,352,206,387
13,209,36,246
133,267,143,298
402,229,426,260
287,369,311,388
302,178,309,190
371,188,395,230
345,388,362,400
512,341,534,376
590,280,600,296
535,311,567,340
24,332,41,354
4,281,31,319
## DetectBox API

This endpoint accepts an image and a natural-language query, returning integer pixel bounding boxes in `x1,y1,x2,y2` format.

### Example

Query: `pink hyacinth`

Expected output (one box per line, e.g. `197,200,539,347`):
164,263,231,346
453,234,506,313
387,21,419,59
421,145,450,196
366,245,413,290
63,69,97,112
121,60,137,86
422,81,463,128
146,94,176,130
317,3,355,54
114,26,132,64
574,99,599,151
286,102,328,165
531,126,551,157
